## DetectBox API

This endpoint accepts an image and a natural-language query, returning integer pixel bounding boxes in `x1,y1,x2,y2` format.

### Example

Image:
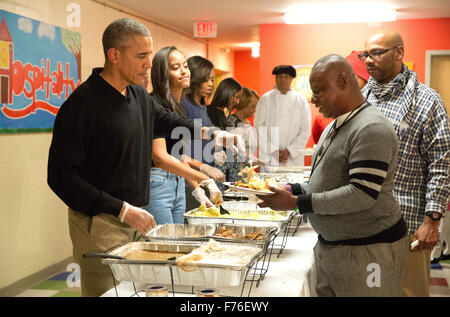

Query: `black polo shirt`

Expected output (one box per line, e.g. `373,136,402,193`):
48,68,195,217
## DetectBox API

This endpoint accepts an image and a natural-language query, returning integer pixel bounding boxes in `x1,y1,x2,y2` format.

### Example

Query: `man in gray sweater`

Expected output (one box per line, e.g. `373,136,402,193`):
258,54,408,296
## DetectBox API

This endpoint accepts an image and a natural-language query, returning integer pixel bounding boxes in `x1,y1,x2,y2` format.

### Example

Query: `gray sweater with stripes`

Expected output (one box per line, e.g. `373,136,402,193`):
296,104,402,241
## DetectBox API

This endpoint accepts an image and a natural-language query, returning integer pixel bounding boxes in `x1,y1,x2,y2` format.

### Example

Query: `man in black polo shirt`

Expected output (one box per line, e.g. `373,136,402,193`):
47,18,242,297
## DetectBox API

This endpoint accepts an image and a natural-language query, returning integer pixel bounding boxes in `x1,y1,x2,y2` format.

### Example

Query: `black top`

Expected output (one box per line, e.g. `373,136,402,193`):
47,68,195,217
151,94,186,166
207,105,233,130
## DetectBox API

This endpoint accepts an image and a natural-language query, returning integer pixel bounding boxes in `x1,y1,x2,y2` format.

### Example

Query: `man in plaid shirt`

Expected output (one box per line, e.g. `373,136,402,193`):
360,30,450,296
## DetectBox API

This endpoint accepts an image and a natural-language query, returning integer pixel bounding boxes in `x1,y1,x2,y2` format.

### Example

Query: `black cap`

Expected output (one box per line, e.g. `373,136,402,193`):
272,65,296,78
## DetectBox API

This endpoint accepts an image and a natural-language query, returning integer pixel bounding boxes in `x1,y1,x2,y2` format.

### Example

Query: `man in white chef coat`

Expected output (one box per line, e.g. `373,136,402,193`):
254,65,311,167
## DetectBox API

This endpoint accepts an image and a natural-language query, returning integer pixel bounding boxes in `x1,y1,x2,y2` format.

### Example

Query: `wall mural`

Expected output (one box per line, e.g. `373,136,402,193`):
0,9,80,133
292,65,313,101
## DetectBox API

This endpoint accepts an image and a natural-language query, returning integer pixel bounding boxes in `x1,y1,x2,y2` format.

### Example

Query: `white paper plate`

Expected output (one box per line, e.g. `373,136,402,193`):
301,148,315,156
223,182,275,195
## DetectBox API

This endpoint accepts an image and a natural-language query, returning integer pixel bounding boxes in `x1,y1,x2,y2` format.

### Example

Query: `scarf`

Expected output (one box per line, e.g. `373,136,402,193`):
367,64,413,99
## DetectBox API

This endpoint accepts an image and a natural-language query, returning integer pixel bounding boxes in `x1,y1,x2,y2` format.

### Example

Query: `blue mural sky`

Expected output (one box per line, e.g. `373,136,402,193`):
0,9,79,132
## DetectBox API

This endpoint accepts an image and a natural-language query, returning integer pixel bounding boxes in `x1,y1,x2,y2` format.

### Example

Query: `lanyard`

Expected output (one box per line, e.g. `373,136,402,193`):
309,102,370,178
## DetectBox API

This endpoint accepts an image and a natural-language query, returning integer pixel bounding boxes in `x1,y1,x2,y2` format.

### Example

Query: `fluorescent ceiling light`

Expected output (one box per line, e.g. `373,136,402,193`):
251,45,260,58
284,3,397,24
236,42,260,57
237,42,260,48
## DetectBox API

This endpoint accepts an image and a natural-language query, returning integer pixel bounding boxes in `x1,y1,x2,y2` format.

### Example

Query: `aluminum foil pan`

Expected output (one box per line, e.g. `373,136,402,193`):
101,241,262,287
211,224,277,250
146,224,216,242
183,208,294,232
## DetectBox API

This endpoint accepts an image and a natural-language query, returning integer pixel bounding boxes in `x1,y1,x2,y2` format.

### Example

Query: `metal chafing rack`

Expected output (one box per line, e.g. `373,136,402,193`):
97,241,262,289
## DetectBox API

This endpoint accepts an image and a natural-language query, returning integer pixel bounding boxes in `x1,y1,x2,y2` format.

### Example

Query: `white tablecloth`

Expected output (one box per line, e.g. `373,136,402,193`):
101,222,318,297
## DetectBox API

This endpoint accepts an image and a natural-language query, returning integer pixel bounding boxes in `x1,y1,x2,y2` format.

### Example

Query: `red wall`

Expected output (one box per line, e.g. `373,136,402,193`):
255,18,450,95
234,50,260,126
234,50,260,93
234,17,450,165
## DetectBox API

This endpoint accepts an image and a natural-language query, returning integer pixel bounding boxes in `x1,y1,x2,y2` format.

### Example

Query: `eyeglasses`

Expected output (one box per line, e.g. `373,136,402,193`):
358,46,399,61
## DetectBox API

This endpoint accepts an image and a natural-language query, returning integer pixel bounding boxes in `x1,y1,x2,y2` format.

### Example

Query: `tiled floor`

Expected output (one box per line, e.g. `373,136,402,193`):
15,272,81,297
429,258,450,297
15,260,450,297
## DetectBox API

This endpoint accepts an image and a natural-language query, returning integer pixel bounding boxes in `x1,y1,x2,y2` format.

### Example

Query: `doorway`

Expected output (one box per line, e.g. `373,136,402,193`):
426,50,450,117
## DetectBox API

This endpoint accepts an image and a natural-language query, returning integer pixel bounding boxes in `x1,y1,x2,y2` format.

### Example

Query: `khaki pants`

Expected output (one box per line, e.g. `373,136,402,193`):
314,236,408,297
68,208,143,297
402,234,430,297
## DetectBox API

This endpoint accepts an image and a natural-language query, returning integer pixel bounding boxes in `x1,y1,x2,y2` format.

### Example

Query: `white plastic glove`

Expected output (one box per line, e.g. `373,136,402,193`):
192,187,214,207
213,131,246,157
213,149,227,166
199,163,225,182
120,202,157,236
199,178,223,205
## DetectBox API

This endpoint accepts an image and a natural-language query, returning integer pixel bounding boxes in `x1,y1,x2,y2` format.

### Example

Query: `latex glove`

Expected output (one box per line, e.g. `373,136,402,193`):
213,131,246,157
192,187,214,207
120,203,157,236
213,150,227,166
199,178,223,205
200,163,225,182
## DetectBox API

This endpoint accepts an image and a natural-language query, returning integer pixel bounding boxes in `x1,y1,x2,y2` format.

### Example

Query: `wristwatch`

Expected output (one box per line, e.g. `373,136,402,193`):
426,212,442,221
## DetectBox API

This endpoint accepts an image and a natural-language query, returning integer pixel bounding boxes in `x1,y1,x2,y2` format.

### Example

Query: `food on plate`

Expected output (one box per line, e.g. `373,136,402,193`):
238,165,259,183
125,250,187,261
234,165,277,192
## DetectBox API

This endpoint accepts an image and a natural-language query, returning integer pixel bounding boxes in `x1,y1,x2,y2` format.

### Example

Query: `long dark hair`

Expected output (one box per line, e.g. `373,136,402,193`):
184,55,214,105
209,78,242,111
151,46,185,116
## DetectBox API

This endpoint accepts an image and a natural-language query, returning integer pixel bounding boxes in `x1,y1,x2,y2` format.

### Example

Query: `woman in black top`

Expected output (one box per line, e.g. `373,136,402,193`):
207,78,243,130
207,78,243,189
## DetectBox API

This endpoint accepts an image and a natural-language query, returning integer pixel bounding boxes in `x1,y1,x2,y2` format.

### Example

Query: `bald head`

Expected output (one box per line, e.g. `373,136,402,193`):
310,54,365,119
312,54,360,90
367,30,404,49
364,30,404,83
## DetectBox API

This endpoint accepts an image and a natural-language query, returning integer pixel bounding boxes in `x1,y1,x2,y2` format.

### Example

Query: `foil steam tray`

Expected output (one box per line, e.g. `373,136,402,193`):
211,224,277,250
146,224,277,252
183,207,295,232
146,224,216,242
101,241,262,287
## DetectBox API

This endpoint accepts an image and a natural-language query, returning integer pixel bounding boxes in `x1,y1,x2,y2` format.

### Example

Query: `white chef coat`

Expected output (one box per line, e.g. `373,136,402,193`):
254,87,311,166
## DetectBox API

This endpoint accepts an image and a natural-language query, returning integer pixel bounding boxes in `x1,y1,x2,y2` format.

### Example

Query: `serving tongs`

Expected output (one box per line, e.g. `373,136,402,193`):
235,151,252,167
218,204,230,215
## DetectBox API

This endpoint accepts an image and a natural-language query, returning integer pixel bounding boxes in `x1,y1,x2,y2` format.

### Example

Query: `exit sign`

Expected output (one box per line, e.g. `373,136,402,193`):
193,21,217,38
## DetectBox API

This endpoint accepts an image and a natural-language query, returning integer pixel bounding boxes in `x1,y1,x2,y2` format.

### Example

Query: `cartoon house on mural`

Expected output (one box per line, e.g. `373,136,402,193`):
0,18,13,104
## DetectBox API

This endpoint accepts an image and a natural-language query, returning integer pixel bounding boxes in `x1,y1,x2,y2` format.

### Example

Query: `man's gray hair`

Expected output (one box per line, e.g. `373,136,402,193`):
102,18,151,58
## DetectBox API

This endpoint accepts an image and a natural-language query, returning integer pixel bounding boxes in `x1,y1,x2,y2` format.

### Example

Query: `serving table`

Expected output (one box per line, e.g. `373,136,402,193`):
100,166,318,297
101,222,318,297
